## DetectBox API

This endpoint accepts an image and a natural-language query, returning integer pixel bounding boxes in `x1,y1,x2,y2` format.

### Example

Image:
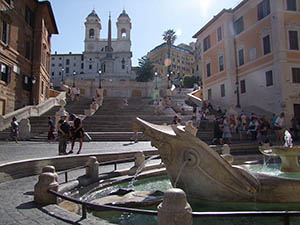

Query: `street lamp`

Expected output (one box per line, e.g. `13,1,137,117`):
235,80,241,108
61,67,64,84
155,72,158,89
98,69,102,88
167,74,170,89
72,70,76,87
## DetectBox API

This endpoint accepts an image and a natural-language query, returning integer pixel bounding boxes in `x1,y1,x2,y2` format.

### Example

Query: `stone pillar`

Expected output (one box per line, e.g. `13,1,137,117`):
19,118,31,140
221,144,233,164
85,156,99,182
42,165,58,182
34,172,59,204
157,188,193,225
129,151,145,176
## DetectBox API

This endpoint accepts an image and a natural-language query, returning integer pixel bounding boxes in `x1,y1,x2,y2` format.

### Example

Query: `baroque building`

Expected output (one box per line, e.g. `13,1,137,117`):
51,9,135,87
193,0,300,124
0,0,58,115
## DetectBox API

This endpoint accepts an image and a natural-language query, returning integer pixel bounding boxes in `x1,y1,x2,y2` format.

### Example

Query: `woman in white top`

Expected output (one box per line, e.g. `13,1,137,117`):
274,112,285,144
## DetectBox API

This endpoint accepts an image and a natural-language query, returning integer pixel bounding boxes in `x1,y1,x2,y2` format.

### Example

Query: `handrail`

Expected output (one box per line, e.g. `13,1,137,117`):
48,189,299,225
48,189,157,220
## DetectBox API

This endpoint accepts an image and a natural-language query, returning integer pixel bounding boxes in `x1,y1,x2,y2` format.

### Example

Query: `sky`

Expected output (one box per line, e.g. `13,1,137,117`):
48,0,242,66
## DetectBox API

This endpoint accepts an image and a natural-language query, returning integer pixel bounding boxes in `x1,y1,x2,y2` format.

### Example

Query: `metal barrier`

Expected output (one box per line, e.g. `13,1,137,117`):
48,189,300,225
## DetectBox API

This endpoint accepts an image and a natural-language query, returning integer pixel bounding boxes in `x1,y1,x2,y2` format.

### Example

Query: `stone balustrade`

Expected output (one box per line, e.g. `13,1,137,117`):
0,91,66,131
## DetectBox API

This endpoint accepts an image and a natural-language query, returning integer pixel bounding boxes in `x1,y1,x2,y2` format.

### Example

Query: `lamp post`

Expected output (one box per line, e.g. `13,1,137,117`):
98,69,102,88
235,80,241,108
72,70,76,87
155,72,158,89
167,74,170,89
61,67,64,84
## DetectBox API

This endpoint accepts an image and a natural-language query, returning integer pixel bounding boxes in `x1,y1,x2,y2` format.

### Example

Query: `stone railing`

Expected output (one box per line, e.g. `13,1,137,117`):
0,92,66,131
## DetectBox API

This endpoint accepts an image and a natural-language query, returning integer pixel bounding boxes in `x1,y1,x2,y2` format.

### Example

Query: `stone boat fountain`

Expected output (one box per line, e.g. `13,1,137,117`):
135,117,300,203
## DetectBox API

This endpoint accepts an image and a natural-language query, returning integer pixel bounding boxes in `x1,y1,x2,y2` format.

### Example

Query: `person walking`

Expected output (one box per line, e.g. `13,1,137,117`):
57,112,70,155
47,116,55,142
10,117,19,143
222,116,232,144
248,116,259,141
68,114,84,154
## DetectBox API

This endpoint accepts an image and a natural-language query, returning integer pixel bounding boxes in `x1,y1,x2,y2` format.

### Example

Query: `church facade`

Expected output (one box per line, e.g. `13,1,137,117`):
50,9,136,88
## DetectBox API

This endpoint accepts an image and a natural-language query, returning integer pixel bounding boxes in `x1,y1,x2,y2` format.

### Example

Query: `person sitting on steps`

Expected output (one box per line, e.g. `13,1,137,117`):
68,113,84,154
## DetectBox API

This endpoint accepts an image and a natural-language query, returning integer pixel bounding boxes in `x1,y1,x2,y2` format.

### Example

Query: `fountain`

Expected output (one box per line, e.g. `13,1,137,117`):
259,130,300,173
135,117,300,203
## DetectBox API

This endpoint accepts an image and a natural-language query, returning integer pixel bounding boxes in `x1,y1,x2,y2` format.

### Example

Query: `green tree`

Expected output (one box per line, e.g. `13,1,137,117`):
183,75,197,88
136,56,155,82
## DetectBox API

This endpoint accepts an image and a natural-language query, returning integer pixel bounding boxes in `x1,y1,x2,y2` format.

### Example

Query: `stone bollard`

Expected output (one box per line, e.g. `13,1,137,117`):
42,165,58,182
158,188,193,225
19,118,31,140
85,156,99,182
221,144,233,164
129,151,145,175
34,172,59,204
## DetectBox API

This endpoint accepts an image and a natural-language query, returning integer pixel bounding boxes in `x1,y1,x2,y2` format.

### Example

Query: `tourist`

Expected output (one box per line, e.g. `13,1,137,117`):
158,98,163,114
259,116,270,145
10,117,19,143
229,114,236,134
68,114,84,154
240,111,248,131
57,112,70,155
271,113,277,129
48,116,55,142
212,117,223,145
236,117,244,141
172,115,179,125
222,116,232,144
274,112,285,144
248,116,259,141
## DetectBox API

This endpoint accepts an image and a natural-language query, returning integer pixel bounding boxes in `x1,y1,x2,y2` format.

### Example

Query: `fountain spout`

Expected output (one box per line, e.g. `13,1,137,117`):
284,130,293,147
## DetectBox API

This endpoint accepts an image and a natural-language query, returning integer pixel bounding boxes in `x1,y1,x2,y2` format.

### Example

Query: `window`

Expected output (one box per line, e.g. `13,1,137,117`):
221,84,225,97
240,80,246,93
89,64,92,70
66,59,70,65
51,64,55,67
249,47,257,61
25,41,31,60
1,20,9,44
81,55,84,61
263,35,271,55
81,63,84,69
234,17,244,35
203,35,211,52
121,58,125,69
265,70,273,86
292,67,300,83
206,63,211,77
217,27,222,42
208,88,212,100
289,30,299,50
0,62,11,83
89,29,95,38
41,80,44,95
65,67,69,73
287,0,297,11
51,72,54,76
238,49,244,66
257,0,270,21
219,55,224,72
25,6,35,28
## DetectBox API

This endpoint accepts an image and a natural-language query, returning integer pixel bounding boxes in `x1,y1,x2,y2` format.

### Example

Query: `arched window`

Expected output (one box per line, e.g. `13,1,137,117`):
89,29,95,38
121,28,127,39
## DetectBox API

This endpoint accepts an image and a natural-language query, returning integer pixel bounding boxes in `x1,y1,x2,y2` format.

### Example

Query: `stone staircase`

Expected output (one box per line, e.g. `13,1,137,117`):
25,96,92,142
82,97,175,141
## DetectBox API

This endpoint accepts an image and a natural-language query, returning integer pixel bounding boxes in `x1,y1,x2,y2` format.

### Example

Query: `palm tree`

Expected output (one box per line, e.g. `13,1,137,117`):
162,29,177,88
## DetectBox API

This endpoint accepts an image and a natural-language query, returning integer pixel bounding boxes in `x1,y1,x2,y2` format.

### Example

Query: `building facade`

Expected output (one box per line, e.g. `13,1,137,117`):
147,42,197,82
0,0,58,115
193,0,300,123
51,9,135,87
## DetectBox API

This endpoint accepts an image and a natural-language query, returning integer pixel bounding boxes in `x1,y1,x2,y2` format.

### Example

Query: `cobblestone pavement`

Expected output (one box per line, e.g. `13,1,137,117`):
0,141,157,224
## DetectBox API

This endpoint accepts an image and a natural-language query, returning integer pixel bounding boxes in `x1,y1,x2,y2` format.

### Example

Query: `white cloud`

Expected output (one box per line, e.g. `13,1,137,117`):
176,28,182,37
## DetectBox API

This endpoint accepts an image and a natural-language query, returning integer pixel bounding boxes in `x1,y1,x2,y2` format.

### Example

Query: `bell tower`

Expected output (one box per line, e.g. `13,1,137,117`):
84,9,101,52
116,9,131,41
